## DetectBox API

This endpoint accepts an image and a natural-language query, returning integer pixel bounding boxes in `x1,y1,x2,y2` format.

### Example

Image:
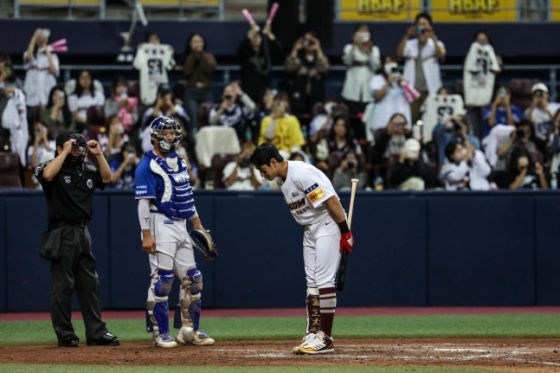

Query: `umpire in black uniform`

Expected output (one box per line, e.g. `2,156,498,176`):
35,131,120,348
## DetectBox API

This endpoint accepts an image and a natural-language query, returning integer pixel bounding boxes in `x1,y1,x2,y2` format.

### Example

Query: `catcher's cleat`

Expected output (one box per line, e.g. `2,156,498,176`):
291,333,316,355
153,334,178,348
177,327,215,346
297,332,334,355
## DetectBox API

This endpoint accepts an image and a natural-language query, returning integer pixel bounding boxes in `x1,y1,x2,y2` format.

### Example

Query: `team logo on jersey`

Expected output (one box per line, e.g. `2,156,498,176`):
305,183,325,203
87,179,93,189
64,176,71,184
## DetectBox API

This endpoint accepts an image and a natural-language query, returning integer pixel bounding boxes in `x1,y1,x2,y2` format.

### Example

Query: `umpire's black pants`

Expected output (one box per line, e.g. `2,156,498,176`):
50,224,107,342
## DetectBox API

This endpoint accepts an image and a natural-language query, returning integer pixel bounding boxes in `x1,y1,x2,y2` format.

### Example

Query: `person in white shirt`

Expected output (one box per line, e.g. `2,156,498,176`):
367,55,411,138
222,142,263,190
396,13,445,124
341,24,381,117
23,28,59,108
28,121,55,189
249,142,354,355
524,82,560,143
441,140,491,191
67,70,105,132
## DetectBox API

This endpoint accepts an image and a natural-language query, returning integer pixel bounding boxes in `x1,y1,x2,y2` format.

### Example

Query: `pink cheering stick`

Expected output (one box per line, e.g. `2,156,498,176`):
241,9,260,31
49,39,68,52
266,2,279,24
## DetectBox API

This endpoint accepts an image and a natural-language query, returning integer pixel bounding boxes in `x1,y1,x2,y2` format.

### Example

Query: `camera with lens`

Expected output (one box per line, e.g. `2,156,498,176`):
303,38,315,47
240,155,251,167
534,90,544,97
224,94,233,101
347,160,356,169
516,129,526,139
451,120,463,132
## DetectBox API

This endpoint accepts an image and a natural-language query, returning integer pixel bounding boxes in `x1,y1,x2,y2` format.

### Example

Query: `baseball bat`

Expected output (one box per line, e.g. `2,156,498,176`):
335,178,359,292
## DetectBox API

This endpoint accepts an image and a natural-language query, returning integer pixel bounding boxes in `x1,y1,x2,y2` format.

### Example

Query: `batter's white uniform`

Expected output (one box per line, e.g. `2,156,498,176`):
277,161,341,288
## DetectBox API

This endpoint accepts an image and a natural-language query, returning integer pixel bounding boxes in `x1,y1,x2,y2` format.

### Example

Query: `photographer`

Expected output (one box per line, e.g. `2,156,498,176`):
209,82,256,142
367,55,411,138
441,140,491,191
482,85,522,138
108,141,138,190
433,115,481,172
285,31,330,116
332,149,367,191
493,147,548,190
495,119,538,171
371,113,412,165
396,13,445,123
222,142,263,190
388,138,436,190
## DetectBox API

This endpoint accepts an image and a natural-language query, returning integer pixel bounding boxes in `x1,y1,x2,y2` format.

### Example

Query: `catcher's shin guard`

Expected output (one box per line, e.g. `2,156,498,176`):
306,288,321,334
151,269,174,335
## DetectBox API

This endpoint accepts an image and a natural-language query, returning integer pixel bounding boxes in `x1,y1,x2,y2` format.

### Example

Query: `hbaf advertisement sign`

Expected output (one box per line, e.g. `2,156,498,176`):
430,0,517,21
339,0,422,21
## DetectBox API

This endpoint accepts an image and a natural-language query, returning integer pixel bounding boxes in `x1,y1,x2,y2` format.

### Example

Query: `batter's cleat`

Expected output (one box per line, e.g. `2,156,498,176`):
177,327,215,346
153,334,178,348
297,332,334,355
291,333,316,355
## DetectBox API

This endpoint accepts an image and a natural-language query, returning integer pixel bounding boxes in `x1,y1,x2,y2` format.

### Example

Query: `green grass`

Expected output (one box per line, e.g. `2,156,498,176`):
0,365,506,373
1,314,560,346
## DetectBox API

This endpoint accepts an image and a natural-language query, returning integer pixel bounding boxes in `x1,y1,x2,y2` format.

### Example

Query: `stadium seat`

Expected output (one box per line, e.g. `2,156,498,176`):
211,153,238,189
453,80,464,98
87,105,106,128
0,153,22,188
509,78,540,111
198,102,215,128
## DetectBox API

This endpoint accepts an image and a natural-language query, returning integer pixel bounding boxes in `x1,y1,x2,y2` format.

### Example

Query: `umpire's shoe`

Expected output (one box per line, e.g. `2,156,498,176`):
87,332,120,346
58,335,79,348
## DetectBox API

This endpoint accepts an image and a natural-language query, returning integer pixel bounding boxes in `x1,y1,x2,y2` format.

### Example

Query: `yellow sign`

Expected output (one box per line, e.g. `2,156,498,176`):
552,0,560,20
340,0,422,21
431,0,517,21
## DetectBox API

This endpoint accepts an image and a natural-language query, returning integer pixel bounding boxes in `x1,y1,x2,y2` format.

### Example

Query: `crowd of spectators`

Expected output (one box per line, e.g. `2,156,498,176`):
1,14,559,193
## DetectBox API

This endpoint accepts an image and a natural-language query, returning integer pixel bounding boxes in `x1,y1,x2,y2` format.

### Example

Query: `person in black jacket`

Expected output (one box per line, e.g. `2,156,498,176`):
284,31,330,116
237,23,282,103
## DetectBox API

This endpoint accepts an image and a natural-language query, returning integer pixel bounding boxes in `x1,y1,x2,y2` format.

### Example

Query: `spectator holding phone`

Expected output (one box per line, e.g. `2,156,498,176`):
23,28,59,108
433,115,481,172
28,121,55,170
524,83,560,143
367,55,411,138
332,149,367,191
108,141,138,190
103,76,138,134
495,119,538,171
441,140,491,191
397,13,445,123
388,138,436,190
285,31,330,116
494,147,548,190
482,85,522,138
341,24,381,117
209,82,256,142
222,142,263,190
259,93,305,155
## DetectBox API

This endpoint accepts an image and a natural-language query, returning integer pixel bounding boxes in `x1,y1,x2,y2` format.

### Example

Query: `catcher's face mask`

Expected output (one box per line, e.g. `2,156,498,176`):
150,116,182,153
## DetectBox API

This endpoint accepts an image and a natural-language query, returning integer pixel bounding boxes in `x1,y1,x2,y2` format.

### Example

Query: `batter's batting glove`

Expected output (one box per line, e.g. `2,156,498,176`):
340,231,354,254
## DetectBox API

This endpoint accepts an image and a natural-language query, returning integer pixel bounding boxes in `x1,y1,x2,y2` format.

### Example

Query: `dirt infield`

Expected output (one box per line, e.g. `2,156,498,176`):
1,338,560,372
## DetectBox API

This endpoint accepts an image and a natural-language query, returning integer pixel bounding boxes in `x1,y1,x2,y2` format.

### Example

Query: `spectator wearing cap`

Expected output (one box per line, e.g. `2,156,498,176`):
388,138,436,190
524,82,560,143
441,140,491,191
140,85,189,154
482,85,522,138
396,13,445,123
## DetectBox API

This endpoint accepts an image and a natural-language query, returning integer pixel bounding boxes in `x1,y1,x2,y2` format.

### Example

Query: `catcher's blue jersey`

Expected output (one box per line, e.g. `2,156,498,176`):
134,151,196,220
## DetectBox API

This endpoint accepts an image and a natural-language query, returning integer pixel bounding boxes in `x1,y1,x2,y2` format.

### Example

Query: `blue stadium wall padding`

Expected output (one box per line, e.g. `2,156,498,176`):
0,198,6,311
535,195,560,305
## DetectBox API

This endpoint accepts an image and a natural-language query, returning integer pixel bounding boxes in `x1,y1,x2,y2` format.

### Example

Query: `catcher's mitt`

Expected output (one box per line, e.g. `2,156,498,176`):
189,229,218,262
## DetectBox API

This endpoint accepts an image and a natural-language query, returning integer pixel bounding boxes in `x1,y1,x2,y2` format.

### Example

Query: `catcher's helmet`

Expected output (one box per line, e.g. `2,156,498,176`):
149,116,182,153
55,131,87,165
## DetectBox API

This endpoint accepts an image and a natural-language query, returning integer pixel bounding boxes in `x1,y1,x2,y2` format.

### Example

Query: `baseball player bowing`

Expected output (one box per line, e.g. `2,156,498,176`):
250,142,354,355
134,116,214,348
